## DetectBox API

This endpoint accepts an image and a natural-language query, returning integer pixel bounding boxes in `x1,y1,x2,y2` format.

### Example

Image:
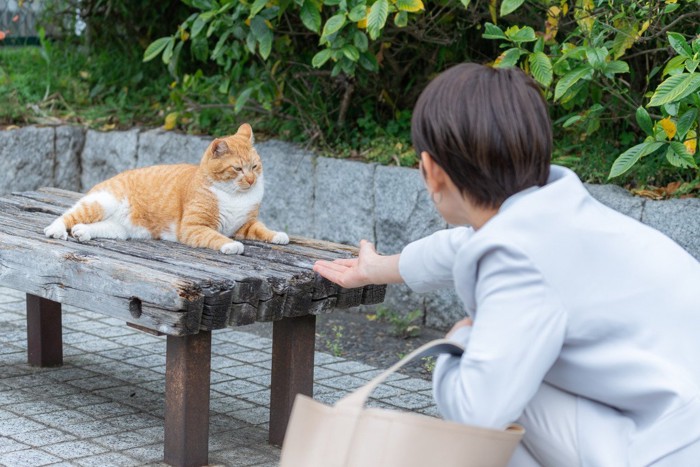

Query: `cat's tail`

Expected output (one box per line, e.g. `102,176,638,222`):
44,195,106,240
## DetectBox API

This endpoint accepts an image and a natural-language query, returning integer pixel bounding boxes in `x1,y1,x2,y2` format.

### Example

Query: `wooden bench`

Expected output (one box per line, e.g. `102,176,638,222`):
0,187,385,467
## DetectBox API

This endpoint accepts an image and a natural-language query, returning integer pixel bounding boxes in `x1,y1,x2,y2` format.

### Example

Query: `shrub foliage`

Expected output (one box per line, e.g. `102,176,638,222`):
24,1,700,182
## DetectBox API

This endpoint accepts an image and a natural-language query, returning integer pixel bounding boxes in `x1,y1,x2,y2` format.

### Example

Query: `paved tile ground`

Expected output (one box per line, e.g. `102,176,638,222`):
0,287,439,466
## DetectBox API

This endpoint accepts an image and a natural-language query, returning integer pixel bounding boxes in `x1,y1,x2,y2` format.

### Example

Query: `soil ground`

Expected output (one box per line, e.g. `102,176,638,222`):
242,309,446,381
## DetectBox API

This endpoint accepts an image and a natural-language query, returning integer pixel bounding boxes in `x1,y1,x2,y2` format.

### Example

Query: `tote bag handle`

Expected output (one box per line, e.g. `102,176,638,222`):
336,338,463,410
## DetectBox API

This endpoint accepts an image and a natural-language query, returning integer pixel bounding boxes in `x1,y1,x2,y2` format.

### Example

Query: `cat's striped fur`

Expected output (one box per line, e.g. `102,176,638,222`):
44,123,288,254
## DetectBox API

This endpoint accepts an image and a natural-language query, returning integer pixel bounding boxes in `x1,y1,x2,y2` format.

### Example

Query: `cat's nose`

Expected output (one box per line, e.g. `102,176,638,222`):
245,175,255,185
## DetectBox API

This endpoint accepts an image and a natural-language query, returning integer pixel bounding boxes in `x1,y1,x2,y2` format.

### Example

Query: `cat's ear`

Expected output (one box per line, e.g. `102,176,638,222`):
236,123,255,145
211,139,229,158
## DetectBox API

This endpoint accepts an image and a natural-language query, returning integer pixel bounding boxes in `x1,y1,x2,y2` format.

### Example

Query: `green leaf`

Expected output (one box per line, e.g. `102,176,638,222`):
460,0,471,7
258,28,273,59
667,32,692,58
635,106,653,137
191,37,209,61
585,47,608,71
482,22,507,40
609,142,665,178
301,0,322,33
686,59,699,73
664,3,680,14
191,16,208,38
358,51,378,71
212,31,232,60
322,13,347,39
234,87,254,114
394,11,408,27
367,0,389,40
554,65,593,101
143,37,172,62
348,4,367,22
341,44,360,61
353,31,369,51
666,141,698,168
494,48,522,68
533,37,544,54
162,37,176,64
604,60,629,76
563,115,582,128
246,31,257,54
648,73,700,107
249,0,267,18
529,52,553,87
250,16,269,40
331,62,343,77
663,55,687,77
218,77,230,94
312,48,333,68
505,25,537,43
676,109,698,139
500,0,524,16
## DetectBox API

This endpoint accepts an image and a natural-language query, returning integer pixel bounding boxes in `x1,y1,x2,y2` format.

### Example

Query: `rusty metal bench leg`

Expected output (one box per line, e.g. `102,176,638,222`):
26,294,63,367
164,331,211,467
269,314,316,446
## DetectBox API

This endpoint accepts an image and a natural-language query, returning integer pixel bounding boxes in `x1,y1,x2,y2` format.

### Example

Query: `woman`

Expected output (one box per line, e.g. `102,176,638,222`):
313,63,700,466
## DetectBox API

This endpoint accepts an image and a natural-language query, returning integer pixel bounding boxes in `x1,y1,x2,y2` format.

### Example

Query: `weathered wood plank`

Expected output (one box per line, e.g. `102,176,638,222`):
0,230,204,336
0,189,387,334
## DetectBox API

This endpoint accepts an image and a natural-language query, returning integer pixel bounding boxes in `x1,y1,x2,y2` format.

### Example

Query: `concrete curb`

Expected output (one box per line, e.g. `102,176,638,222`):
1,125,698,330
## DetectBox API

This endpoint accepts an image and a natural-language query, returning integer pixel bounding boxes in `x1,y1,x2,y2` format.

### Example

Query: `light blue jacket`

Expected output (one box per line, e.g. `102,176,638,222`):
399,165,700,466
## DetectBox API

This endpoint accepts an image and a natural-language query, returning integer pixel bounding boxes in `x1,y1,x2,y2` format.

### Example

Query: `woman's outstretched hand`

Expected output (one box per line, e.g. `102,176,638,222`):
313,240,403,288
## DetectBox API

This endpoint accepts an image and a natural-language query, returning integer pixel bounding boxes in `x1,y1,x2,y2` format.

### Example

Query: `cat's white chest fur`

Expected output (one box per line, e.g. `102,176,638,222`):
210,175,265,237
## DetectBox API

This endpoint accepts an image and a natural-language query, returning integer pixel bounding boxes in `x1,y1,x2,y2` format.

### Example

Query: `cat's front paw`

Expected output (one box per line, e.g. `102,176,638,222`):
271,232,289,245
71,224,92,242
44,219,68,240
221,241,244,255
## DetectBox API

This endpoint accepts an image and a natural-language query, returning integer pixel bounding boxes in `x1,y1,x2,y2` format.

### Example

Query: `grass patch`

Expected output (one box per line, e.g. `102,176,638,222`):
0,43,170,129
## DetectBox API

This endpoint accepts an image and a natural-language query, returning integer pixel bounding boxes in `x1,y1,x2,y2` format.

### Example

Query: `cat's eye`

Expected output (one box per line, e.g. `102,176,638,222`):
252,164,258,169
233,166,243,172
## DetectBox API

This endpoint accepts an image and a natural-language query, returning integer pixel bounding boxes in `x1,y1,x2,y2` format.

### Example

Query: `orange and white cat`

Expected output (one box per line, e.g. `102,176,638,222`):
44,123,288,254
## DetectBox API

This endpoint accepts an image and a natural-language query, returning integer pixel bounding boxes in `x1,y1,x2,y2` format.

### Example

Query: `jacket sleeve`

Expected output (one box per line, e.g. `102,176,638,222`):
398,227,474,293
432,245,567,429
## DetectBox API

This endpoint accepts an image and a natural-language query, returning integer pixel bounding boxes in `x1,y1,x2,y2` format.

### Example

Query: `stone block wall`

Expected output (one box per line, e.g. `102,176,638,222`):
1,125,698,331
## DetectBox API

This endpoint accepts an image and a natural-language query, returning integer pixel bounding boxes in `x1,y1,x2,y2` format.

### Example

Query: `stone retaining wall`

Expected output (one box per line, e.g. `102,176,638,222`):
2,125,699,330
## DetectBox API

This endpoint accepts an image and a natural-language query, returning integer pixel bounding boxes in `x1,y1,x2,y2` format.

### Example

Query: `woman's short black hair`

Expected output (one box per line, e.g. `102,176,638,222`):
411,63,552,209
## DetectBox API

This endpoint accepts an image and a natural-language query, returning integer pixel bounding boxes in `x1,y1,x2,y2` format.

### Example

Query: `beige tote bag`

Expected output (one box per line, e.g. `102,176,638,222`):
280,339,524,467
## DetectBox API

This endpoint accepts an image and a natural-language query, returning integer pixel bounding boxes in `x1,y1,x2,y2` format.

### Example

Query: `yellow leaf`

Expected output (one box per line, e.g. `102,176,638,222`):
365,314,378,321
638,19,650,37
357,7,370,29
685,138,697,155
665,0,678,3
659,117,677,140
560,0,568,15
163,112,178,131
545,6,561,41
397,0,424,12
180,29,190,41
489,0,497,24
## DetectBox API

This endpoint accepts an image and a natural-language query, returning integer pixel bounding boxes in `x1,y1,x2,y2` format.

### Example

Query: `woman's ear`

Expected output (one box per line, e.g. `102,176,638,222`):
420,151,447,193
